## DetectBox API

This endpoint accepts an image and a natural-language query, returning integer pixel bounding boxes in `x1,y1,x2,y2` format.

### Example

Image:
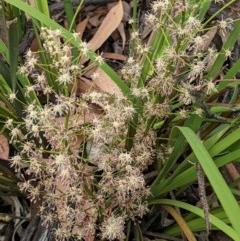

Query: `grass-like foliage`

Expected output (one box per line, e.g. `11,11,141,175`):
0,0,240,240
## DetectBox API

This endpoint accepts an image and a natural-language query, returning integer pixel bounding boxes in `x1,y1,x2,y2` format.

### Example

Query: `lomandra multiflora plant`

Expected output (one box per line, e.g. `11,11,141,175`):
2,0,237,240
5,27,153,240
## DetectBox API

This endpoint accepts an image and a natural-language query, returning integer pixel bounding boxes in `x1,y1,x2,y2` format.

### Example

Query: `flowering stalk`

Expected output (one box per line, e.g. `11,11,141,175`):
3,26,155,240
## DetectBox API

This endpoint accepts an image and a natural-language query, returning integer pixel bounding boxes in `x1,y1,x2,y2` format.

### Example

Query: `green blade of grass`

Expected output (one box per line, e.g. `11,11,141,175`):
149,199,240,241
0,39,9,63
165,207,231,236
151,114,203,188
7,15,19,93
208,126,240,156
155,125,240,196
197,0,212,21
0,74,17,115
17,73,41,107
165,123,231,185
139,29,164,82
133,222,144,241
225,58,240,79
174,127,240,236
154,148,240,197
63,0,76,32
34,0,50,17
0,105,17,120
63,0,78,59
207,17,240,84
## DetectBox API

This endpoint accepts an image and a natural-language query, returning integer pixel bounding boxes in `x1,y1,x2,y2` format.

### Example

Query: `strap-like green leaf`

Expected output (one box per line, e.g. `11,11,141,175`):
174,127,240,237
149,199,240,241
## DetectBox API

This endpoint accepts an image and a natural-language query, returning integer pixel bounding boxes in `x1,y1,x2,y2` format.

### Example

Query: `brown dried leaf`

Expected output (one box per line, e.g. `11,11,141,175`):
83,0,123,59
142,25,153,40
82,65,121,94
102,52,126,61
111,29,120,41
122,1,131,22
88,14,104,27
107,0,129,50
194,26,218,53
75,76,99,94
108,1,131,22
202,26,218,47
117,22,126,48
0,135,9,160
76,18,89,39
30,38,38,52
86,7,107,19
225,163,240,190
92,67,121,94
218,29,231,44
146,30,156,49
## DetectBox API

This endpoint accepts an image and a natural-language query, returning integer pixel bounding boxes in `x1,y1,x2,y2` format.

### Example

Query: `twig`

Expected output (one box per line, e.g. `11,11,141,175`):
200,100,229,122
196,162,211,237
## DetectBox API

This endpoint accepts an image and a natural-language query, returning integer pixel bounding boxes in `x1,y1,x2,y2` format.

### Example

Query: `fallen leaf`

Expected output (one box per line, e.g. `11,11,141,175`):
218,28,231,44
109,1,129,49
30,38,38,52
82,65,122,95
193,26,218,53
102,52,126,61
225,163,240,190
122,1,131,22
117,22,126,48
75,76,99,95
111,29,120,41
108,1,130,22
76,18,89,39
142,25,153,40
88,14,105,27
80,0,123,64
89,0,123,50
91,67,121,94
0,135,9,160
